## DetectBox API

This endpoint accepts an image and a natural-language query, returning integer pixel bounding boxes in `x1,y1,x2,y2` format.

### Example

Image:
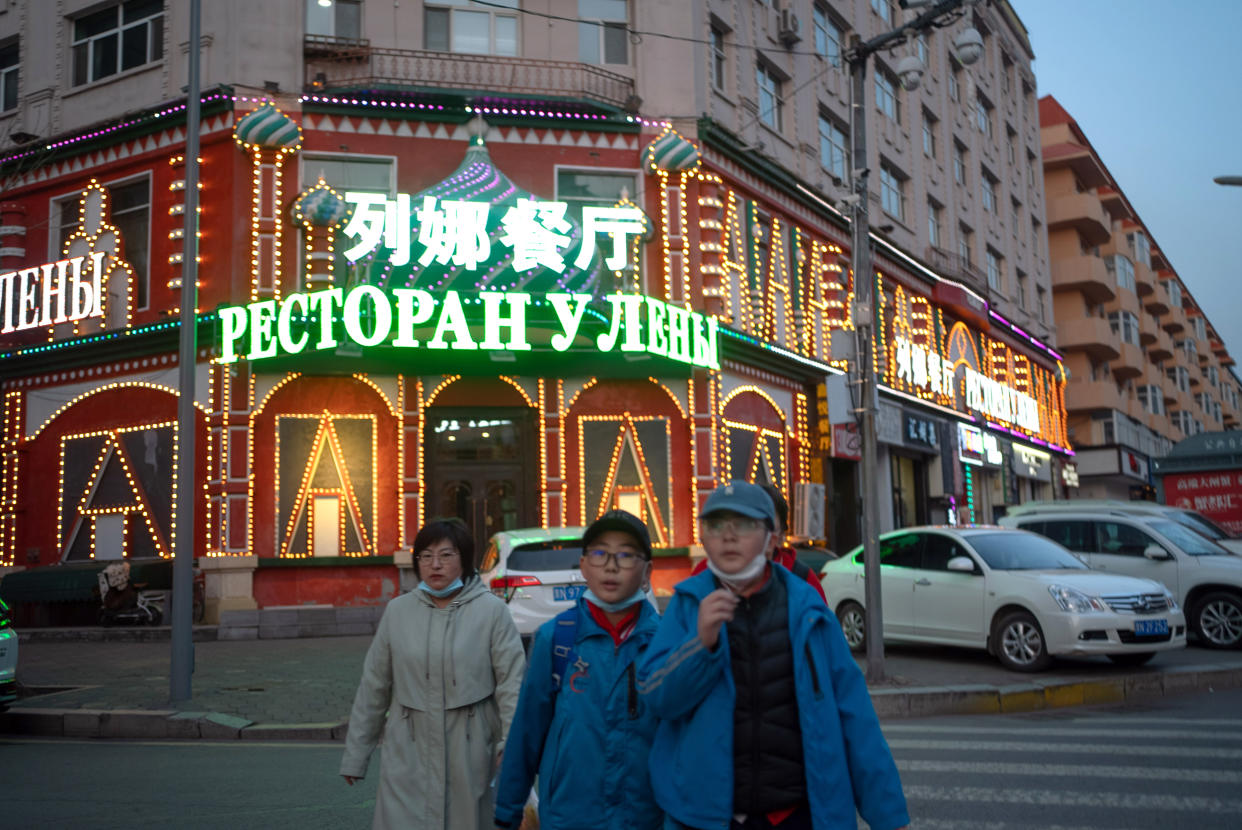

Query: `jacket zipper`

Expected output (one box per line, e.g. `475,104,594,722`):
805,643,823,699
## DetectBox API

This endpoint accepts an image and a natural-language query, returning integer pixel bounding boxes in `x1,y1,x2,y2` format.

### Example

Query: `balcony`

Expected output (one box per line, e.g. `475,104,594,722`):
1112,342,1144,380
1065,378,1123,413
1162,305,1186,335
1051,254,1115,304
1055,316,1121,361
1047,193,1112,247
925,247,988,299
1131,258,1155,297
304,39,638,110
1138,313,1158,346
1149,327,1174,362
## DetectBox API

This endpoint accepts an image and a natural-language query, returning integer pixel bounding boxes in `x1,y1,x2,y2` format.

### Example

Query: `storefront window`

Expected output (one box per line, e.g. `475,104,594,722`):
891,453,927,529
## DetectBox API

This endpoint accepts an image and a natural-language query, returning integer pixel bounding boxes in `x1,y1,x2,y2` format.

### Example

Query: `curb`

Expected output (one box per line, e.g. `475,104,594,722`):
870,663,1242,718
4,664,1241,741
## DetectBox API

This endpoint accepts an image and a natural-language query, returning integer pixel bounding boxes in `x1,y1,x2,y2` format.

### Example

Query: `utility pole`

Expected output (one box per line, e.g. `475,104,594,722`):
171,0,202,704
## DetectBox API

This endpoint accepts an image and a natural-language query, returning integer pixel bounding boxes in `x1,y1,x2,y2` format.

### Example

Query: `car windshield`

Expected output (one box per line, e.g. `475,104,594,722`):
1148,520,1230,556
967,532,1088,571
1172,510,1236,541
506,540,583,571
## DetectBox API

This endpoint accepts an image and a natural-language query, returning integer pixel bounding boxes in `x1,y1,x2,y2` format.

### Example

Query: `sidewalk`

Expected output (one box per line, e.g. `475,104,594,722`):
3,629,1242,740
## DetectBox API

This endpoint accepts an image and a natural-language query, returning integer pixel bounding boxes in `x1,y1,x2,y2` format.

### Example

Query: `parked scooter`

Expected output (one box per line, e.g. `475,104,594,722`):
97,561,165,626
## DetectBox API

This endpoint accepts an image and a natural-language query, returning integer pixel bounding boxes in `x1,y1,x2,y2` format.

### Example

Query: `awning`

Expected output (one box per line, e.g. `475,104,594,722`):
0,559,171,604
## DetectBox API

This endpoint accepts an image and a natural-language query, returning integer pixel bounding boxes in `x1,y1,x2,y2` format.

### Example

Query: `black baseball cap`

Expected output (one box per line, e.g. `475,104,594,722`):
582,509,653,559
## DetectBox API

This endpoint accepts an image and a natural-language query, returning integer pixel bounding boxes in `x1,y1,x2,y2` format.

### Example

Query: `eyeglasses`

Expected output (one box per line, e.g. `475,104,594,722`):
583,549,645,569
701,516,764,537
417,550,460,564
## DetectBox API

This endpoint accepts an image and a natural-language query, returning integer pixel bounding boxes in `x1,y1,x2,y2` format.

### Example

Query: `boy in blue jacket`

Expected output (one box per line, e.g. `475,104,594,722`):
494,509,663,830
640,481,909,830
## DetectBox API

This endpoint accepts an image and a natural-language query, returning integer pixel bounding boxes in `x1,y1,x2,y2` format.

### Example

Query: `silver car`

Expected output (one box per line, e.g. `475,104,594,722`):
479,527,590,637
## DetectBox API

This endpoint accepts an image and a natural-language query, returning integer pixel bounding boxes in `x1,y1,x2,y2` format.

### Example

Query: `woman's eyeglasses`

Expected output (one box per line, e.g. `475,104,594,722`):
417,550,460,564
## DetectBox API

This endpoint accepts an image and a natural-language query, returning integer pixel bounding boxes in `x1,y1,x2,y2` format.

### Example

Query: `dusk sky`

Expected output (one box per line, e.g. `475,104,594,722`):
1013,0,1242,374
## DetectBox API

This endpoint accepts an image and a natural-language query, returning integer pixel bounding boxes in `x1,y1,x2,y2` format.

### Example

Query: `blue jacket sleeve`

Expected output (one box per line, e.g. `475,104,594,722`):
637,592,728,721
493,623,556,829
822,615,910,830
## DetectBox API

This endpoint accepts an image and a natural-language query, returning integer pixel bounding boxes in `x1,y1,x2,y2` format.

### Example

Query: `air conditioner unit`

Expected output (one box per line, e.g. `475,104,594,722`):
793,482,825,539
778,9,802,46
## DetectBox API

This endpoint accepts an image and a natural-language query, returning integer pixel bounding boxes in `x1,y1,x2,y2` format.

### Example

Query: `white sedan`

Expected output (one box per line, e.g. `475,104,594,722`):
820,526,1186,672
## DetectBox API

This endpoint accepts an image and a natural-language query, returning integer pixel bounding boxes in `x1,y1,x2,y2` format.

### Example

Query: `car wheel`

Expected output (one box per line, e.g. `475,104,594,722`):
1193,592,1242,649
994,611,1052,672
836,601,866,652
1107,652,1156,667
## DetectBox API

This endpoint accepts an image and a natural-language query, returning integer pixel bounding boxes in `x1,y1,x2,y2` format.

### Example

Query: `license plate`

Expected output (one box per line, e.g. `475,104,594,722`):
1135,619,1169,636
553,585,586,602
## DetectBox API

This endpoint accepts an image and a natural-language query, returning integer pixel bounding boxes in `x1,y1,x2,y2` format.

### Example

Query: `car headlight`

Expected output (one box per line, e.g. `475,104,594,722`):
1048,584,1109,613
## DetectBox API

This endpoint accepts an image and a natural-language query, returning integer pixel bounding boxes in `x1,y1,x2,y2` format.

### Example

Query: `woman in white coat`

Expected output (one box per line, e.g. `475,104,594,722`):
341,519,526,829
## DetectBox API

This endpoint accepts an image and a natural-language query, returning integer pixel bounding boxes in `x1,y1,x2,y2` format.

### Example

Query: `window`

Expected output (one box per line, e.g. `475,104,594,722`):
922,533,969,571
307,0,361,39
1173,410,1194,435
56,177,151,311
556,168,638,228
1210,366,1219,388
875,66,900,123
877,532,921,568
958,224,973,265
0,40,16,113
1167,365,1190,393
975,94,993,138
1193,316,1207,341
1026,149,1038,187
300,154,395,285
756,62,784,130
1031,218,1041,259
1001,53,1013,94
948,62,960,102
927,199,942,248
426,0,518,55
1032,520,1093,554
1138,385,1163,416
579,0,628,65
1108,311,1139,345
1108,255,1136,293
1015,269,1027,309
710,25,727,89
1165,279,1182,309
1036,285,1047,323
985,248,1002,291
1010,198,1021,237
1128,230,1152,268
818,115,847,180
952,141,967,185
1184,337,1197,362
871,0,893,26
981,170,997,213
1095,522,1162,558
880,164,905,221
812,5,842,67
922,110,937,158
1006,125,1017,164
72,1,164,87
915,34,929,68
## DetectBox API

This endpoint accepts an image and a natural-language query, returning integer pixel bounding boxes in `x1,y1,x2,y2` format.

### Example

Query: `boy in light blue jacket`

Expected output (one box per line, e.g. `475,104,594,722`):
640,481,908,830
494,509,663,830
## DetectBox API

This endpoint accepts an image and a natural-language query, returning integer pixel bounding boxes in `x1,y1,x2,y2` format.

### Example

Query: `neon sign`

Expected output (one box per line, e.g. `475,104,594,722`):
215,287,720,369
893,335,1039,432
342,193,645,272
0,253,107,333
958,423,1003,467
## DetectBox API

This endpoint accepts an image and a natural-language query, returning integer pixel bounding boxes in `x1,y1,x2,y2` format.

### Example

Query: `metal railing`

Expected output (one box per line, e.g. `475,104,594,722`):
305,40,637,110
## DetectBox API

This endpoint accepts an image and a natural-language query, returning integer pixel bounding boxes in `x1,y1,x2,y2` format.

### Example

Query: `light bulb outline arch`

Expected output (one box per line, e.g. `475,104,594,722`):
27,381,209,442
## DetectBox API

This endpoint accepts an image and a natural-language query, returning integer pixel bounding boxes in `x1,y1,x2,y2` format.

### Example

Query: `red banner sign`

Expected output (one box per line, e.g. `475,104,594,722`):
1164,470,1242,534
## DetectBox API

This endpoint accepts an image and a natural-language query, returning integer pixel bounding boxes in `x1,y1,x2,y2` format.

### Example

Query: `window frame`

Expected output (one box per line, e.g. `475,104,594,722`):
425,0,519,56
985,248,1002,292
927,198,942,248
922,109,937,158
578,0,629,66
875,64,900,123
812,4,843,68
70,0,164,88
756,61,784,131
710,25,728,90
880,163,905,222
0,39,17,113
818,112,847,180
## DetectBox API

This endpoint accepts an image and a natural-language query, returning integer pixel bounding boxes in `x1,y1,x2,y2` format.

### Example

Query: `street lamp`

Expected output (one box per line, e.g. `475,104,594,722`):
846,0,983,683
1215,176,1242,186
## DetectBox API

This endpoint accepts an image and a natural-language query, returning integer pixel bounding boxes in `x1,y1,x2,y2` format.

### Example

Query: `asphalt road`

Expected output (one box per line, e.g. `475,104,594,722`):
5,689,1241,828
889,688,1242,829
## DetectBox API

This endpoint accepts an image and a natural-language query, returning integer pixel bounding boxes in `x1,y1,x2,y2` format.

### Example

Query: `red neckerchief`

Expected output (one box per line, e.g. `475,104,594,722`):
586,600,641,646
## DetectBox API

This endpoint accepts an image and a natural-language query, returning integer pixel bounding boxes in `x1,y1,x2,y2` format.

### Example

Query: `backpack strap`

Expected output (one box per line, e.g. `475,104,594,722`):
789,555,813,583
550,608,579,691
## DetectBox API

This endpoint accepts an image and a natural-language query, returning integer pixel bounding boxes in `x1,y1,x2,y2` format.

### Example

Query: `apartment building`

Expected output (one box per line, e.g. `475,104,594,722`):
0,1,1070,625
1040,95,1242,501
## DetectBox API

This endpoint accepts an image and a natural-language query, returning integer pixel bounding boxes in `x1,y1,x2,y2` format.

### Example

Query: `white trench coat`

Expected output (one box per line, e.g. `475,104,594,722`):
340,576,526,829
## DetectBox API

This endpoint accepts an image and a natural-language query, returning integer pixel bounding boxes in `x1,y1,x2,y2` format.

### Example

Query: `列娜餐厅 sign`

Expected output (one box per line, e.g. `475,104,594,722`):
215,287,720,369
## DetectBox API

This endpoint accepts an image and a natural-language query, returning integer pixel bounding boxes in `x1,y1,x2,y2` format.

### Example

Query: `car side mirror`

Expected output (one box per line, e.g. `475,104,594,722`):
1143,544,1172,561
947,555,977,573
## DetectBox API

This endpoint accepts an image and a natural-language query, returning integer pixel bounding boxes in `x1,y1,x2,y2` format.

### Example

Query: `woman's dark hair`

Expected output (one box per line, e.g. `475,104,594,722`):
411,518,476,580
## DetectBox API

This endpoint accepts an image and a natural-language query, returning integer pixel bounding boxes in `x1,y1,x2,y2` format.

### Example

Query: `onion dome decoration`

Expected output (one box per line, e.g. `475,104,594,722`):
292,177,351,229
642,127,701,173
233,102,302,152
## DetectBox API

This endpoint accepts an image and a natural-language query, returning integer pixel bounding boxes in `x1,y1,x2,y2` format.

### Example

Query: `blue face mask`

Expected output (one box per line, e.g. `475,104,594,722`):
419,577,463,598
584,587,647,613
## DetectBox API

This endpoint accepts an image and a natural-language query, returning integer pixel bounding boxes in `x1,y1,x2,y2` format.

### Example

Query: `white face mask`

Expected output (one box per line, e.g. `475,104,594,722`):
705,531,771,590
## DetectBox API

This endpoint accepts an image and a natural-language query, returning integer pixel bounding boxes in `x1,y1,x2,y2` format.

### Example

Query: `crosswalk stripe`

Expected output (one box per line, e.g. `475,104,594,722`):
896,758,1242,784
886,738,1242,759
1058,716,1242,728
884,723,1238,741
896,821,1113,830
902,783,1242,813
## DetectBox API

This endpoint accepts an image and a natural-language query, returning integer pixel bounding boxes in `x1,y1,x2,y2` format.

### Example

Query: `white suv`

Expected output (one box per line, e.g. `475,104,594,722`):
0,597,17,710
479,527,589,638
1000,509,1242,648
1005,499,1242,555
